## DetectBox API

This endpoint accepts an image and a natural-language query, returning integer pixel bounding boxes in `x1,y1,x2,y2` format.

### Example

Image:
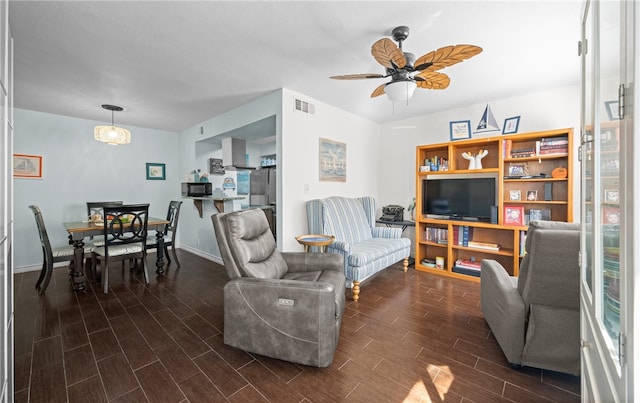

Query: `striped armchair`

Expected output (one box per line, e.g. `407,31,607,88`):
306,196,410,301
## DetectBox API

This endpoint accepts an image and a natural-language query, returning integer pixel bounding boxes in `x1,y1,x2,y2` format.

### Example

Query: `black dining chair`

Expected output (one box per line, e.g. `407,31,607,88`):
91,204,150,294
29,205,93,294
145,200,182,268
86,201,123,245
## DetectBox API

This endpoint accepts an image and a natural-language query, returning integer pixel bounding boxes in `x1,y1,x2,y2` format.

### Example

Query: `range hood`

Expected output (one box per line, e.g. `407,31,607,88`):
222,137,255,170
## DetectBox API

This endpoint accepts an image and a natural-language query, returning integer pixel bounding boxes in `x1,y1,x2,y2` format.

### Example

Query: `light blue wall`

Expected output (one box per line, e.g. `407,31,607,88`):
13,108,180,270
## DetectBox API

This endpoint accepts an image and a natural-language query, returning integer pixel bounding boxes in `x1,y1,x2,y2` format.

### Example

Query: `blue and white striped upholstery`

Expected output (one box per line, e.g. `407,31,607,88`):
306,196,410,285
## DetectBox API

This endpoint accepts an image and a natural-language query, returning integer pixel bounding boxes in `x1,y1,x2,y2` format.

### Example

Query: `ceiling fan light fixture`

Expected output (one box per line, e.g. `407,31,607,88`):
94,104,131,145
385,80,417,103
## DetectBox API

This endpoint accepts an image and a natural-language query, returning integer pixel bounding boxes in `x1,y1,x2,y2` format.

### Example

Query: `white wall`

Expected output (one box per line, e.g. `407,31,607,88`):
13,109,180,270
378,84,582,225
280,89,383,252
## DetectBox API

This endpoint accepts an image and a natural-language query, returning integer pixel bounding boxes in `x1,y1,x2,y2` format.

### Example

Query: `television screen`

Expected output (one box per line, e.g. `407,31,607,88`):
422,177,496,221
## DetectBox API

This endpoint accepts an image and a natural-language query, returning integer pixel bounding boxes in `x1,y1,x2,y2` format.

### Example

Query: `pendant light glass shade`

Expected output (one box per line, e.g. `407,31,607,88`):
385,80,417,102
94,104,131,145
94,125,131,145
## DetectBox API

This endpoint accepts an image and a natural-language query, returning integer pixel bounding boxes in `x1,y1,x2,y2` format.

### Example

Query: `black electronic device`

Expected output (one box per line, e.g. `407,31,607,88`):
544,182,553,201
381,205,404,221
422,176,497,222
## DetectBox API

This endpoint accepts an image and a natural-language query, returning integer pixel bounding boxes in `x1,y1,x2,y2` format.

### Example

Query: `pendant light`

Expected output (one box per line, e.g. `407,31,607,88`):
94,104,131,145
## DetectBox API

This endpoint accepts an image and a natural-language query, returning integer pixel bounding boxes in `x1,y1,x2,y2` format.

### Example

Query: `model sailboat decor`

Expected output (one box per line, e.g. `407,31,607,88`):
475,104,500,134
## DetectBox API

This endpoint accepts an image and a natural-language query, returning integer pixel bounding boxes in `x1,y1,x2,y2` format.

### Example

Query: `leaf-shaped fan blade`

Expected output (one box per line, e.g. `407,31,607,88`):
415,71,451,90
371,38,406,69
330,73,385,80
329,73,386,80
370,84,386,98
415,44,482,72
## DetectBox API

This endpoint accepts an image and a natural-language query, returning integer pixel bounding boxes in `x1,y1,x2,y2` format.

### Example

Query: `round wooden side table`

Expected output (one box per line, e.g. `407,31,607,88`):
295,234,335,253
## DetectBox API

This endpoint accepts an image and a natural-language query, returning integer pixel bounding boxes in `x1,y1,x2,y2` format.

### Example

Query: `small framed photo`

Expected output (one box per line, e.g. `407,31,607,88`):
603,207,620,224
509,190,521,201
209,158,225,174
508,163,527,177
146,163,166,180
502,116,521,134
13,154,43,179
449,120,472,141
526,190,538,201
605,100,620,120
504,205,525,226
604,189,619,203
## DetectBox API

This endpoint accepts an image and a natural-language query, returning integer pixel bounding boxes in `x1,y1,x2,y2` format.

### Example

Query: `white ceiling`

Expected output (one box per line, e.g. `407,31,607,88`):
9,1,583,133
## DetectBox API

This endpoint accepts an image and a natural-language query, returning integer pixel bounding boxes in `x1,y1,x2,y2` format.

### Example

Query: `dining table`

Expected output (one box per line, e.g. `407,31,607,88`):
64,217,170,291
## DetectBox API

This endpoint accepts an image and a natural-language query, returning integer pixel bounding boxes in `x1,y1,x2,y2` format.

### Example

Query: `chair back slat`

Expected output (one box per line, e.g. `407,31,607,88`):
102,204,150,258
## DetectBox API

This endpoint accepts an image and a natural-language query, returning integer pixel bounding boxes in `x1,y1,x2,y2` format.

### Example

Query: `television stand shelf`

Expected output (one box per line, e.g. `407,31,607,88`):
415,128,574,281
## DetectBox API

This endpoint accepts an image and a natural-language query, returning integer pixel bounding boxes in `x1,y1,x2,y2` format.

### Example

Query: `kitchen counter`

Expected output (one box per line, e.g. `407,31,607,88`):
183,196,245,218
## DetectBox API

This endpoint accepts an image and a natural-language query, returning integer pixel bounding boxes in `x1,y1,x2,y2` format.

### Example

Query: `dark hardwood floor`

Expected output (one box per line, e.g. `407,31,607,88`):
13,250,580,402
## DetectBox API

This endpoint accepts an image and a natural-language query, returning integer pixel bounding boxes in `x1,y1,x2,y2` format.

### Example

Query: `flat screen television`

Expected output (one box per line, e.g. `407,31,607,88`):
422,175,497,222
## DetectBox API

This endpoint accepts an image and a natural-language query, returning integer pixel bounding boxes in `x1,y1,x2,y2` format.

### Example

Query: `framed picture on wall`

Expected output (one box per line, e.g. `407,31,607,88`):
146,163,166,180
13,154,43,179
319,138,346,182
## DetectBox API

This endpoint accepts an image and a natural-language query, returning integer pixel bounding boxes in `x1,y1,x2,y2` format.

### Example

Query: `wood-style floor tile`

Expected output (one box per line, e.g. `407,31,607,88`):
14,251,580,403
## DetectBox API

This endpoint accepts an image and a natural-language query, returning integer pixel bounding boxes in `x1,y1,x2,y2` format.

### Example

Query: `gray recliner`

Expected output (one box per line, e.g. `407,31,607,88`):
480,220,580,375
212,208,346,367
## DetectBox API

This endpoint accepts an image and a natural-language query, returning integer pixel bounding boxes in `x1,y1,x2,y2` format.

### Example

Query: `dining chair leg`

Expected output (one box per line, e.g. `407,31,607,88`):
141,254,150,285
103,260,109,294
35,261,47,291
39,260,54,295
168,245,180,268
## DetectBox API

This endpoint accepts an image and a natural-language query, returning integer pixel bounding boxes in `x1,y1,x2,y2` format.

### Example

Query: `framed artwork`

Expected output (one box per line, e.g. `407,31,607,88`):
503,205,525,226
502,116,521,134
13,154,43,179
604,189,619,204
603,207,620,224
209,158,225,174
605,100,620,120
509,190,521,201
526,190,538,201
449,120,472,141
508,163,527,177
146,163,166,180
319,138,346,182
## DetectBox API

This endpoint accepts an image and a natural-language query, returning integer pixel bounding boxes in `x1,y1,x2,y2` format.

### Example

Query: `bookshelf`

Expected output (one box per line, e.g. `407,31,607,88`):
415,128,574,280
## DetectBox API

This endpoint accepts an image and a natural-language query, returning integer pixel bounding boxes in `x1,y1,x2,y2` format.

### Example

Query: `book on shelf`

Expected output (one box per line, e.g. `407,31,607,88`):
540,137,568,146
454,259,481,270
503,139,512,159
510,148,536,158
467,240,500,251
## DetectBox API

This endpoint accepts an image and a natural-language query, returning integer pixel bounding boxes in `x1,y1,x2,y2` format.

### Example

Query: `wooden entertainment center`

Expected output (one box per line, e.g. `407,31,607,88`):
414,128,574,280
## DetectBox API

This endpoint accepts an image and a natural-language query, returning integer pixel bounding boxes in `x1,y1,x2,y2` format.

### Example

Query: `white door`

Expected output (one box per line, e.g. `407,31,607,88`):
580,0,635,401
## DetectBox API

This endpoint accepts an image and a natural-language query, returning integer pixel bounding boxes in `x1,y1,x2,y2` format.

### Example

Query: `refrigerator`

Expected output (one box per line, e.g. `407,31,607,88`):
250,167,276,206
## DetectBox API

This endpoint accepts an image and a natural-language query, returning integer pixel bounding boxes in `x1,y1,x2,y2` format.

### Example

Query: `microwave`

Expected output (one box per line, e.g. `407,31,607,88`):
182,182,212,197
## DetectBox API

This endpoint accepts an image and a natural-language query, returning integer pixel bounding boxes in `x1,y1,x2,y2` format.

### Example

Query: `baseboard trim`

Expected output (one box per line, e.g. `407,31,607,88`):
14,246,224,274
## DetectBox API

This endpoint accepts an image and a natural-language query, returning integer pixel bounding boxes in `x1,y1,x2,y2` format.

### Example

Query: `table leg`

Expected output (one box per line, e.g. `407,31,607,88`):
70,237,86,291
155,230,166,275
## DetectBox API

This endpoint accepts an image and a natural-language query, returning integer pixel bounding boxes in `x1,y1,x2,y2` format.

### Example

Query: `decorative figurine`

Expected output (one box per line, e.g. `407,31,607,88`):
461,149,488,170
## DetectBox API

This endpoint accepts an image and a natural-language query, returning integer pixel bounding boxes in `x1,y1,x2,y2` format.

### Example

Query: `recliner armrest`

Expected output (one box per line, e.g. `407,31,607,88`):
281,252,343,273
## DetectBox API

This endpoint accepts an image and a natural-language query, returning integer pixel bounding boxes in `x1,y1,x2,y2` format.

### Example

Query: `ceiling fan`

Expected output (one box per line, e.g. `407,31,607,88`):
330,26,482,102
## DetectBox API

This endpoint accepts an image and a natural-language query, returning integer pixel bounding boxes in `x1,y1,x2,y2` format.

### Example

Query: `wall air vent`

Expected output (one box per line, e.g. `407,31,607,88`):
294,98,315,115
